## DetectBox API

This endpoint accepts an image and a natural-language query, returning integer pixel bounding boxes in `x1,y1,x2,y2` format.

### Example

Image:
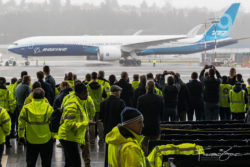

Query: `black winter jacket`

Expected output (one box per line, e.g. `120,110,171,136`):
116,79,134,107
163,85,178,108
100,95,125,136
137,92,164,136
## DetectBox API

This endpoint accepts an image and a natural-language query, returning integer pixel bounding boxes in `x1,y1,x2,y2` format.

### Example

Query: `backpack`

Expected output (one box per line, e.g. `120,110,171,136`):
49,108,63,133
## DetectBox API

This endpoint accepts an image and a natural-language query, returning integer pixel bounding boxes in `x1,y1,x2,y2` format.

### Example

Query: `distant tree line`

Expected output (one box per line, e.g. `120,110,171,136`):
0,0,249,44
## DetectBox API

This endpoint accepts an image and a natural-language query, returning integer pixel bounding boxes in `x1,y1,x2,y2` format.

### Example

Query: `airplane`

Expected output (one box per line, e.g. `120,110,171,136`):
8,3,240,66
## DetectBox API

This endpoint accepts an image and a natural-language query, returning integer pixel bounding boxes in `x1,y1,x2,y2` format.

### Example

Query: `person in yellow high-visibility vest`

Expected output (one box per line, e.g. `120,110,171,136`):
152,60,156,67
57,83,95,167
219,76,232,120
7,78,17,94
0,107,11,166
83,73,91,85
18,88,54,167
97,70,111,98
106,107,147,167
246,78,250,111
0,77,16,148
229,82,248,120
131,74,140,90
88,72,107,145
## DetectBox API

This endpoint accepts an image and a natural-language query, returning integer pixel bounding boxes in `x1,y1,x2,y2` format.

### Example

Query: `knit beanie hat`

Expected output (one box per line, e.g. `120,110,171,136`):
0,77,6,85
121,107,143,126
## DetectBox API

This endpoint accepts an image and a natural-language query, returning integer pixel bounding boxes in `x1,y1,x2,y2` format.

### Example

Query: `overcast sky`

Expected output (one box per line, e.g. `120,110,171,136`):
4,0,250,12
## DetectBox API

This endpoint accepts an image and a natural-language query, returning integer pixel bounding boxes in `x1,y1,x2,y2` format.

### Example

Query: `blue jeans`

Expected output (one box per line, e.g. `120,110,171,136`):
204,102,219,120
162,107,177,122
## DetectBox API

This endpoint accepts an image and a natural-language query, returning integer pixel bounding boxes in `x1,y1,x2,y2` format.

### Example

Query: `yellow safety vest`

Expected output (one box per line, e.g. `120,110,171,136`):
155,87,163,96
61,91,95,120
220,84,231,108
55,86,61,98
24,93,49,105
7,83,16,94
87,84,103,113
83,96,96,120
97,79,111,97
0,107,11,144
18,98,54,144
66,80,74,88
0,88,16,114
147,143,204,167
57,94,89,145
131,81,140,90
229,90,246,113
106,126,146,167
247,86,250,108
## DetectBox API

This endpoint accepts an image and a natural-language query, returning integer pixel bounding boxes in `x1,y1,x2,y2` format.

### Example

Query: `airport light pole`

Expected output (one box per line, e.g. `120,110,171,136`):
211,19,220,62
203,20,213,64
204,21,208,65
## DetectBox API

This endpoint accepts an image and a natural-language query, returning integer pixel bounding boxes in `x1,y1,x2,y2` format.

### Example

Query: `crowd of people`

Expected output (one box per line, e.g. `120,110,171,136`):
0,64,249,167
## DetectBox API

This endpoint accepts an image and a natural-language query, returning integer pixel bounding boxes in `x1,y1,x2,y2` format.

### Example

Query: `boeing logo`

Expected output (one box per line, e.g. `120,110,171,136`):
33,47,68,54
218,13,233,30
212,31,228,36
34,47,41,54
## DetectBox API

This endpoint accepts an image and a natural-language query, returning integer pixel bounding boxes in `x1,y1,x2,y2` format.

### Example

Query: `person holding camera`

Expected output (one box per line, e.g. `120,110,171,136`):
200,65,221,121
162,71,179,122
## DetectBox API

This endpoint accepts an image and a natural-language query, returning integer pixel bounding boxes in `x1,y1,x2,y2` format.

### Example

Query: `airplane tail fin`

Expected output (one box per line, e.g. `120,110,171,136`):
201,3,240,42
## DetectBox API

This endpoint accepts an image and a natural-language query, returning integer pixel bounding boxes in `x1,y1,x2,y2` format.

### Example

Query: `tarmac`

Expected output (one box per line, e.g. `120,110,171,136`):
1,57,250,83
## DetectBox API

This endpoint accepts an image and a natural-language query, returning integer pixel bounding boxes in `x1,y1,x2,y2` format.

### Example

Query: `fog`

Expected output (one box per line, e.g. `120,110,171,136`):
0,0,249,44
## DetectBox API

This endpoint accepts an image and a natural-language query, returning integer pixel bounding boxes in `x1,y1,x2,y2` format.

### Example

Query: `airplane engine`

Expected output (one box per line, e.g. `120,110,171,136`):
97,46,121,61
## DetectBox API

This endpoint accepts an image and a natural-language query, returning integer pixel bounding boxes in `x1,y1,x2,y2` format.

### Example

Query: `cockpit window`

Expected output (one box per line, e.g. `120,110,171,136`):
13,43,18,45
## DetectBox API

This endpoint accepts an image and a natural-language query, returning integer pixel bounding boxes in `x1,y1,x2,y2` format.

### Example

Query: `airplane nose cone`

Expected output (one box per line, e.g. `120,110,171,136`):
8,45,20,54
8,45,15,52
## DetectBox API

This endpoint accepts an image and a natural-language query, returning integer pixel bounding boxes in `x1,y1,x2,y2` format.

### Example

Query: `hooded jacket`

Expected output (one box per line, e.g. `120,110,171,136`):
57,93,89,145
0,107,11,144
18,98,54,144
117,79,134,107
88,81,107,112
106,126,146,167
0,86,16,114
97,78,111,96
53,87,73,110
230,85,248,104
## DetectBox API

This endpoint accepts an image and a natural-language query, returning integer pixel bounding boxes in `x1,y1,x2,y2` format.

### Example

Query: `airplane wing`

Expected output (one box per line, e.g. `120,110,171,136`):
235,37,250,41
121,36,186,52
133,30,143,36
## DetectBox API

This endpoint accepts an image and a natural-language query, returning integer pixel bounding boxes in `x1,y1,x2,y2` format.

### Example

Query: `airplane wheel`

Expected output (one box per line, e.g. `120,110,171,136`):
25,61,30,66
136,60,141,66
13,61,16,66
5,61,9,66
119,59,124,65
